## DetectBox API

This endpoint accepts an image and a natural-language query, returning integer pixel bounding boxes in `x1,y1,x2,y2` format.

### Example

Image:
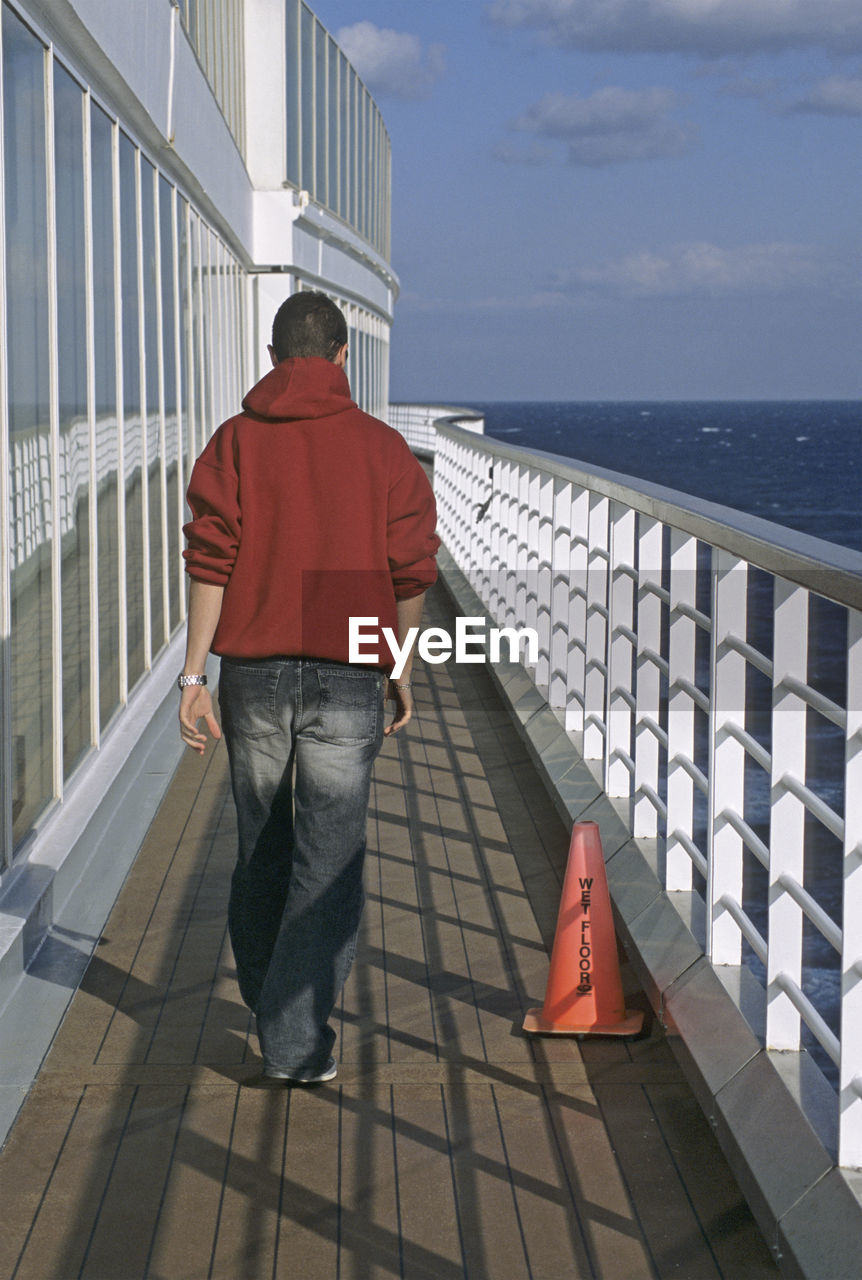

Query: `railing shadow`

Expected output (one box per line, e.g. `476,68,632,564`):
0,586,779,1279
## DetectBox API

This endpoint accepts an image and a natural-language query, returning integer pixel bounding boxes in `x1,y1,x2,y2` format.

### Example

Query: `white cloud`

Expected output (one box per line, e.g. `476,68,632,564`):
558,241,829,296
509,86,694,166
335,22,445,99
485,0,862,57
788,74,862,115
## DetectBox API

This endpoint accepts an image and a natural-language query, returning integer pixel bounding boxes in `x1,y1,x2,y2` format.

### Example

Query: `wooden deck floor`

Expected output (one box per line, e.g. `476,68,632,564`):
0,585,780,1280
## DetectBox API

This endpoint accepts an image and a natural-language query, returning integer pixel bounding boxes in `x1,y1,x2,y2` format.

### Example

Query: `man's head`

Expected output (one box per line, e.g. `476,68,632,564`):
269,291,348,368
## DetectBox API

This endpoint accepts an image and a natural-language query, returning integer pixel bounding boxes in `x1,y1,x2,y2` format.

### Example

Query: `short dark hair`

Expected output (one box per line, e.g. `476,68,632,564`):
271,291,348,362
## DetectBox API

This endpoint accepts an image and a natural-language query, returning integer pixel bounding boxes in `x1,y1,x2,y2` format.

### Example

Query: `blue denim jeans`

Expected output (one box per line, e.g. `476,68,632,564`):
218,657,386,1078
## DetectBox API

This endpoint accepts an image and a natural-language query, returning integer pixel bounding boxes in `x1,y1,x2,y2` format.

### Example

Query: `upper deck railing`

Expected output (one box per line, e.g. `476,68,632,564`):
285,0,391,259
387,402,485,456
177,0,246,156
413,414,862,1170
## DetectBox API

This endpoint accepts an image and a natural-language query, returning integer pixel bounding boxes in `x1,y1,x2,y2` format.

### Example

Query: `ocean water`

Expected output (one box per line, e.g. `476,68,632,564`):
466,400,862,552
465,400,861,1082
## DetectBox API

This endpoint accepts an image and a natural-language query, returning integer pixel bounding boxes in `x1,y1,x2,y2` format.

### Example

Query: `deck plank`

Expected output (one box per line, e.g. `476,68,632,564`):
146,1086,244,1280
0,582,781,1280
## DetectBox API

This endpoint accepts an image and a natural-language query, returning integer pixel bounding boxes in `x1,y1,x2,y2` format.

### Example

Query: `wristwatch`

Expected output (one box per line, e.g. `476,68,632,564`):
177,673,208,690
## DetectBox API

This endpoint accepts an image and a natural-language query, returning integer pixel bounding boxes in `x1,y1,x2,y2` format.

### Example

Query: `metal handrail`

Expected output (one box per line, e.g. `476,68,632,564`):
437,425,862,610
433,417,862,1168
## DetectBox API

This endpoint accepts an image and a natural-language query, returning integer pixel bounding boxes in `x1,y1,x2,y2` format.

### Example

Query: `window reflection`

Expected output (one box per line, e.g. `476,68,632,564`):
0,20,248,864
189,211,204,464
358,89,366,242
4,6,53,844
338,53,348,222
285,0,300,188
120,133,145,687
315,19,327,206
161,177,181,631
178,197,193,604
91,102,121,730
141,157,164,653
300,4,314,194
328,38,338,214
208,233,223,431
54,62,91,777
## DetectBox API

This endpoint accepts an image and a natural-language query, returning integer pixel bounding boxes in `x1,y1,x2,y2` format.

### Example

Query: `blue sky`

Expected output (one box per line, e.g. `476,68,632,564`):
312,1,861,402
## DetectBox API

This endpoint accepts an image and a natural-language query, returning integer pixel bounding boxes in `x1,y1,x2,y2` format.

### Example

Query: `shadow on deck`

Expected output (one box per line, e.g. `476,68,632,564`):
0,584,780,1279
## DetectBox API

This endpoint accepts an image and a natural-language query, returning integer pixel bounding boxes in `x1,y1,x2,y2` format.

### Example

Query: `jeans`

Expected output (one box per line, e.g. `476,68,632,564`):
218,656,386,1077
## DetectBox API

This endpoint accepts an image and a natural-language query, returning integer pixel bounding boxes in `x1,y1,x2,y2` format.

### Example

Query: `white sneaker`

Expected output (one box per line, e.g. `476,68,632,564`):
264,1057,337,1084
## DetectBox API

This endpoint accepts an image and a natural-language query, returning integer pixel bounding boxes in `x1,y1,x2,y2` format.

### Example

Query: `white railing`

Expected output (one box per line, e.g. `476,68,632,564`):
434,421,862,1170
388,403,485,458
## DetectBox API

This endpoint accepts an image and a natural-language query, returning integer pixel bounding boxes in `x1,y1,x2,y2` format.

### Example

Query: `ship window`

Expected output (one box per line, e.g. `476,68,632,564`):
285,0,300,188
360,90,369,242
201,227,217,437
369,112,377,253
160,176,181,632
214,236,227,430
140,156,164,655
231,261,243,411
328,36,338,215
349,68,358,229
3,3,53,847
338,53,348,222
177,197,192,499
315,19,327,207
90,101,121,730
186,0,199,47
54,60,92,778
119,134,145,687
300,3,314,196
190,213,209,457
209,232,221,436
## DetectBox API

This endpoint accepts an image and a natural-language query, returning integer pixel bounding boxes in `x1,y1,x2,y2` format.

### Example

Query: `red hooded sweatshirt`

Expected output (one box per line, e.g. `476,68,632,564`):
183,358,439,668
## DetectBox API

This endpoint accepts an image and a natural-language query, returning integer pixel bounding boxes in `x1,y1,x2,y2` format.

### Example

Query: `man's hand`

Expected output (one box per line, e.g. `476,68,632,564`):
384,680,414,736
179,685,222,755
383,592,426,736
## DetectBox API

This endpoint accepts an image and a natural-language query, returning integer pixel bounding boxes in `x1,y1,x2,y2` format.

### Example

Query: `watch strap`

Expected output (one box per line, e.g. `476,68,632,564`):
178,673,208,689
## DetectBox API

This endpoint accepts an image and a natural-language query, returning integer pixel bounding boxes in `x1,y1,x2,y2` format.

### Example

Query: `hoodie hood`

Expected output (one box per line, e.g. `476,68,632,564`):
241,356,355,422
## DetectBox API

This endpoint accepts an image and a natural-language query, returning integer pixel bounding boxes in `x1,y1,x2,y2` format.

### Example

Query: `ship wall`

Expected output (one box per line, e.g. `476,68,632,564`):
0,0,397,1036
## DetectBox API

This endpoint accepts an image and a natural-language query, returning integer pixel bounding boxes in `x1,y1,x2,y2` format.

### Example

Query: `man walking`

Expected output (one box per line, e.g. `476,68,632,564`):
178,292,438,1083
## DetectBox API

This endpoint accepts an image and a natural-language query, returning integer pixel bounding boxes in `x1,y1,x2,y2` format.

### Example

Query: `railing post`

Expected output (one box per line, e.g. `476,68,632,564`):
472,449,486,609
584,492,609,762
512,464,529,641
565,484,590,734
494,457,514,630
708,550,747,964
435,435,453,555
767,579,808,1050
666,530,698,890
634,516,663,839
606,502,636,801
840,607,862,1166
524,468,541,673
457,442,472,572
466,443,485,596
487,455,508,623
535,473,554,689
549,479,571,711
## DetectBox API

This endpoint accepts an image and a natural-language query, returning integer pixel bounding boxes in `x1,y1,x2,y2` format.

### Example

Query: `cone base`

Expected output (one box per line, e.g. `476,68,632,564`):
522,1006,645,1037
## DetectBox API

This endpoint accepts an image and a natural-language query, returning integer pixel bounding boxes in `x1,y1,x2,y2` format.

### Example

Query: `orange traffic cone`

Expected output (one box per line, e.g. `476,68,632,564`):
523,821,643,1037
